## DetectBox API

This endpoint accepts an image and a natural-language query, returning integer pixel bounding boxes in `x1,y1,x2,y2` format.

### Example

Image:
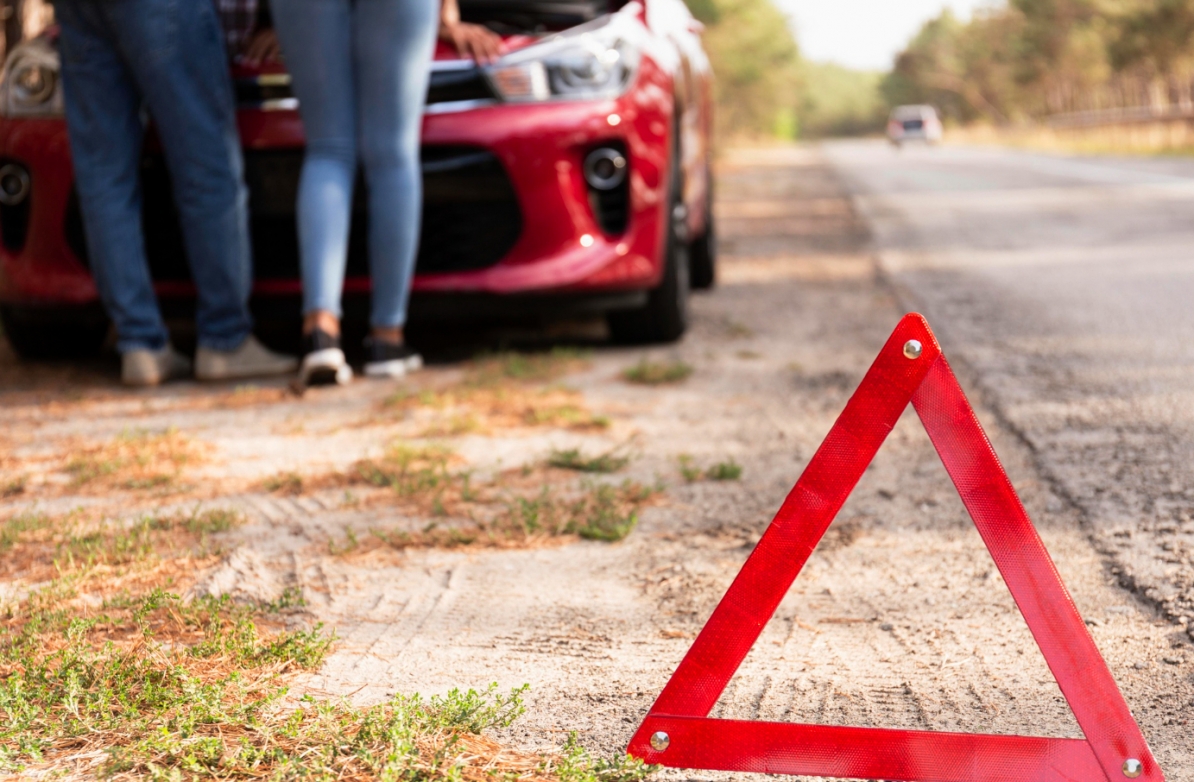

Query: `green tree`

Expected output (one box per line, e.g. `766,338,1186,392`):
691,0,804,139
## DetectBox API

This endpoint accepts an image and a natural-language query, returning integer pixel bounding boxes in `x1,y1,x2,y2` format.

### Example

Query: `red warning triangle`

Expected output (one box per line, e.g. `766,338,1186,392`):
627,314,1163,782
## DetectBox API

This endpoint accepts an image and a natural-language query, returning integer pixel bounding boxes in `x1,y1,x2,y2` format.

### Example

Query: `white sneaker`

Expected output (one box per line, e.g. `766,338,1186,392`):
194,335,297,381
122,345,192,387
363,337,422,379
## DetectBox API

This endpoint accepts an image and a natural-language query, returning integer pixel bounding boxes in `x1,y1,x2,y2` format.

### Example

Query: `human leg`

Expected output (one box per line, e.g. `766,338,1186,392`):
272,0,357,328
55,0,168,354
354,0,438,335
100,0,254,352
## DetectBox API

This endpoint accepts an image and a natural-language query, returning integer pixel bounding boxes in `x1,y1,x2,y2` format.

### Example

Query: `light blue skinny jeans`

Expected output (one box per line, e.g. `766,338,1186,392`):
56,0,253,353
272,0,438,329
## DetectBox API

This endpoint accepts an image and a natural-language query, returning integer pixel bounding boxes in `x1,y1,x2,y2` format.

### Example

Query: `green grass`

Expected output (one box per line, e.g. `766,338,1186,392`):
353,444,455,500
0,584,653,781
501,481,652,542
677,455,743,483
0,510,51,552
547,447,630,474
706,460,743,481
467,347,590,386
622,358,693,385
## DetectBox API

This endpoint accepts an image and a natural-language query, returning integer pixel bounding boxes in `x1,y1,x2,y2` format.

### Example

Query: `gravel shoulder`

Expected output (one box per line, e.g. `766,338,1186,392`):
1,144,1190,778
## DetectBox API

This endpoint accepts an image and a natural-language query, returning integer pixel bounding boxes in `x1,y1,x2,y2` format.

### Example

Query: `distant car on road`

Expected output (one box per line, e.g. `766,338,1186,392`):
887,105,942,146
0,0,715,358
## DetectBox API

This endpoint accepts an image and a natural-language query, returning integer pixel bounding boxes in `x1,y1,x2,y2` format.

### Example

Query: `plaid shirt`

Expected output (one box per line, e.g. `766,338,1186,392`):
215,0,263,60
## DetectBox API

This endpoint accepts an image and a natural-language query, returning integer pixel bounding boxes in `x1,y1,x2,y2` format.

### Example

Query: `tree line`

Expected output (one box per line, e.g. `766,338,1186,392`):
883,0,1194,123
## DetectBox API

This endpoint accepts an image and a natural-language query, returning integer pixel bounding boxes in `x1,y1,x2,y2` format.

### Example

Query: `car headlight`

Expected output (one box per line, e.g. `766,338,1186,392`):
485,13,641,102
1,39,64,117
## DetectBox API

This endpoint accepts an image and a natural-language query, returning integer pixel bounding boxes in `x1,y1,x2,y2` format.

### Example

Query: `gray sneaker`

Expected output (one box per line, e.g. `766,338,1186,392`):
122,345,192,387
194,335,297,381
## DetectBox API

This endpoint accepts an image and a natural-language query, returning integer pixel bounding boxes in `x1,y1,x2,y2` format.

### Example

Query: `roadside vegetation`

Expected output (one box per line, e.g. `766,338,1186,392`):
547,447,630,474
65,428,204,493
622,358,693,385
380,348,609,434
677,455,743,483
0,506,656,780
263,442,658,548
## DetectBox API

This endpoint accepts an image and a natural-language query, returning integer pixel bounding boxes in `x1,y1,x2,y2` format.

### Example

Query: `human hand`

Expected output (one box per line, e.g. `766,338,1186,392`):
243,29,282,67
439,21,503,65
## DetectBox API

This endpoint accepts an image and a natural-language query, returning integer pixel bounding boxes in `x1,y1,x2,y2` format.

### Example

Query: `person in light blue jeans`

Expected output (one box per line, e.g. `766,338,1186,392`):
55,0,296,386
272,0,500,384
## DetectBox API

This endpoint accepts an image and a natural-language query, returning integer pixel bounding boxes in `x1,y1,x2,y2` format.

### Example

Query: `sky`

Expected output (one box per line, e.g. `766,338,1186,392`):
775,0,995,71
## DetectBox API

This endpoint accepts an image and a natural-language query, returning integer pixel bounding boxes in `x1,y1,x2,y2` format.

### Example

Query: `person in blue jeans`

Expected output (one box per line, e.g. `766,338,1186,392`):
272,0,501,385
55,0,297,386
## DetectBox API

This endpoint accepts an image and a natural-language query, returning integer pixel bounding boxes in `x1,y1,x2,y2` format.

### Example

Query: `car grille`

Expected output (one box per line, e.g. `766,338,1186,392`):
235,67,497,111
65,146,523,281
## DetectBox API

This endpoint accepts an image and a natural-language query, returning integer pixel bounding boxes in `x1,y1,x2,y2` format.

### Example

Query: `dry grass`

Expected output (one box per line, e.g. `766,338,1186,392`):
0,510,653,782
379,349,610,435
63,428,206,492
0,507,244,584
256,443,659,550
622,358,693,386
352,445,659,548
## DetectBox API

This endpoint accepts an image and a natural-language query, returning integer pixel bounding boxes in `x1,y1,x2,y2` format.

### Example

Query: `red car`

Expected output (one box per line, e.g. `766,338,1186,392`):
0,0,715,359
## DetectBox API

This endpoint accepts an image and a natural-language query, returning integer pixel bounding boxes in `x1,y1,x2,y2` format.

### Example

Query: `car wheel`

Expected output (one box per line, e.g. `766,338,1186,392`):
689,174,716,290
607,145,690,345
0,304,109,360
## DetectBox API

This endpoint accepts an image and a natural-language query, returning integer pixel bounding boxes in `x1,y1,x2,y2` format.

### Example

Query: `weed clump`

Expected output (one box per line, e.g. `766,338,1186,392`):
548,447,630,474
678,455,743,483
622,358,693,385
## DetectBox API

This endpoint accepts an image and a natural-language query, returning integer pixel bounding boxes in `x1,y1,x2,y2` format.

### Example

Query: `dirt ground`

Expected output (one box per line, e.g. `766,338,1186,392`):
1,146,1191,780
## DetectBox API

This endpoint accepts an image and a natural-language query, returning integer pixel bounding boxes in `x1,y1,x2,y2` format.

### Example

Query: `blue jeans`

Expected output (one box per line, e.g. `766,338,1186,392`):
56,0,253,353
272,0,437,329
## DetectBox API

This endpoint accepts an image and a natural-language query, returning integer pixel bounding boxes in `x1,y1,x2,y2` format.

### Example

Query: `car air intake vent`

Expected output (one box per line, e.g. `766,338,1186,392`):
235,68,496,110
99,146,522,283
427,66,497,105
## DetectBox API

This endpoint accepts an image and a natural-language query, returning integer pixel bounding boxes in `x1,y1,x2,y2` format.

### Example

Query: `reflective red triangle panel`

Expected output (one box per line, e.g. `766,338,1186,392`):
627,313,1163,782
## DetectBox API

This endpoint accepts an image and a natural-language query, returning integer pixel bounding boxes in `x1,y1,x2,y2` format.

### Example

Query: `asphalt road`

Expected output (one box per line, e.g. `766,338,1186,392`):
824,140,1194,639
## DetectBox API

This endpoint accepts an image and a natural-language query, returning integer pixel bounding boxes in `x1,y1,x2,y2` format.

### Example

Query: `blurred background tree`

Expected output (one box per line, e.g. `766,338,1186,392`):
688,0,804,140
881,0,1194,124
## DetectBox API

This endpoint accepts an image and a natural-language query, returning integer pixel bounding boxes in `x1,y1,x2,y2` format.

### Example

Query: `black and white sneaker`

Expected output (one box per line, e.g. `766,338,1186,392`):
299,328,352,386
363,337,423,378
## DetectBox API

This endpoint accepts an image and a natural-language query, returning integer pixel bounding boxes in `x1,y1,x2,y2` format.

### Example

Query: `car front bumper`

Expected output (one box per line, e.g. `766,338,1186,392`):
0,57,675,308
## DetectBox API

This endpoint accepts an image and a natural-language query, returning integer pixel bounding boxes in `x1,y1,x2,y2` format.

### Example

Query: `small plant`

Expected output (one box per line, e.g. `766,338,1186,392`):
677,456,743,482
468,346,590,386
263,470,304,495
353,444,455,499
622,357,693,385
548,447,630,473
0,510,51,551
706,459,743,481
1,475,27,498
677,455,703,483
328,526,361,555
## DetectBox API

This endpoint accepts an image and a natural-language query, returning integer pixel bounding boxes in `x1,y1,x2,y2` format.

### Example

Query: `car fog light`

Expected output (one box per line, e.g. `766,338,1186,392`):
584,147,627,190
0,163,30,206
13,63,56,105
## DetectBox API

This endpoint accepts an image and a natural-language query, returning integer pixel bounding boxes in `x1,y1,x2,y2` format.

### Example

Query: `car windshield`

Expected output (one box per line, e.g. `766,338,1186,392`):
459,0,611,33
